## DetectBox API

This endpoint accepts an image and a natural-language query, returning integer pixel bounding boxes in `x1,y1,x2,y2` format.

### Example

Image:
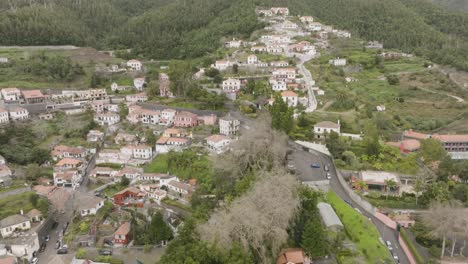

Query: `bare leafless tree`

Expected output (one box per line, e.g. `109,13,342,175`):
199,168,299,263
422,200,465,259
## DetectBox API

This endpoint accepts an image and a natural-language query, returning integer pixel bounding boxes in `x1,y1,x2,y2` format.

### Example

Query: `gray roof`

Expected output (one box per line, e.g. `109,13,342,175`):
317,202,343,229
0,214,30,228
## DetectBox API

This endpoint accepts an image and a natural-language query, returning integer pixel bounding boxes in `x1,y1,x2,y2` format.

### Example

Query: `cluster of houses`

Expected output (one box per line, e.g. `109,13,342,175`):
51,145,93,189
386,130,468,160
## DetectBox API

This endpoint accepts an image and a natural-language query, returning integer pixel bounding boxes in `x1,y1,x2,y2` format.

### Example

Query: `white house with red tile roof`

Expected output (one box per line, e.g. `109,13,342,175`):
133,77,146,91
8,107,29,120
125,92,148,103
50,145,88,161
76,193,105,216
270,7,289,16
222,78,241,92
300,16,314,23
281,91,298,107
94,112,120,126
212,60,230,71
273,68,296,82
155,137,191,153
53,169,80,188
314,121,340,138
160,109,177,126
126,59,142,71
206,134,232,154
121,144,153,160
247,54,258,64
270,61,289,67
225,38,242,48
269,79,287,91
1,88,21,102
251,46,267,52
282,21,298,29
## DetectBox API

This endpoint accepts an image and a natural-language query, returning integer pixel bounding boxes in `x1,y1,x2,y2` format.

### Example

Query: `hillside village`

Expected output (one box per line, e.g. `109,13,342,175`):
0,4,467,264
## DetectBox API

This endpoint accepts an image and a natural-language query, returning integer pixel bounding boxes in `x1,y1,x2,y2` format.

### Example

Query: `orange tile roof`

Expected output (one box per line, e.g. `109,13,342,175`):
276,248,306,264
432,134,468,143
403,130,429,140
22,89,44,99
114,222,131,236
281,90,298,97
56,158,82,166
206,134,229,143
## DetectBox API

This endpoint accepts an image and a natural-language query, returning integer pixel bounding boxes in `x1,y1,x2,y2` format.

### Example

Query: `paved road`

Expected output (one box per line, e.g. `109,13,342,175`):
290,144,408,264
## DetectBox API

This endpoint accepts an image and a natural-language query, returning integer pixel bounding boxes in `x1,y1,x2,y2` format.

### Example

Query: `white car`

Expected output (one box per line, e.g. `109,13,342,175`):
386,241,393,251
30,257,39,264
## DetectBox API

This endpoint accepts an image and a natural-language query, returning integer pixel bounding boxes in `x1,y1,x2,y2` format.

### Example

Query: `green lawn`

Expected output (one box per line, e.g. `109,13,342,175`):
364,195,425,210
0,191,49,219
326,191,392,264
144,150,213,189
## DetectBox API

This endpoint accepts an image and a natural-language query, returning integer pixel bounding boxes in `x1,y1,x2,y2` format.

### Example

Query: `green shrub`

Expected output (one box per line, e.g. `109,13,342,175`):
400,229,424,264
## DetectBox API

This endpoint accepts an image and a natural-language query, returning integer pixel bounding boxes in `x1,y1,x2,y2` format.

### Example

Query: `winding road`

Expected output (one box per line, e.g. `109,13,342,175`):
290,143,408,264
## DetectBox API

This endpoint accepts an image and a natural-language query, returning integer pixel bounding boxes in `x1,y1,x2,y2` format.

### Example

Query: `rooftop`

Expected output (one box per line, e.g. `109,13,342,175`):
114,222,131,236
317,202,343,228
359,170,400,185
315,121,340,129
0,214,30,228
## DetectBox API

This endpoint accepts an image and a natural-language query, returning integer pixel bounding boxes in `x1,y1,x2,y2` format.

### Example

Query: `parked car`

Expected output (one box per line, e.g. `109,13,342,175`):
57,248,68,254
44,235,50,242
324,165,329,171
354,207,362,214
61,244,68,250
51,221,58,229
39,242,47,253
55,241,61,249
104,238,114,246
30,257,38,264
310,163,320,168
326,172,331,179
99,249,113,256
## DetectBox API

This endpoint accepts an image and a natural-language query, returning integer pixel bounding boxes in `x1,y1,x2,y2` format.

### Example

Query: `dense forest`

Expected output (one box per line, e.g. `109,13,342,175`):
0,0,467,70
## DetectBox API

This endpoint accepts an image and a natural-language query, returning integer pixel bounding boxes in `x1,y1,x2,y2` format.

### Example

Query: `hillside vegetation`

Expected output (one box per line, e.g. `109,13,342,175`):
0,0,467,70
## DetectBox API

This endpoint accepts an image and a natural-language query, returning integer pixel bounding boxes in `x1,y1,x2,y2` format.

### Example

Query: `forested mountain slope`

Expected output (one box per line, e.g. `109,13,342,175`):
0,0,467,71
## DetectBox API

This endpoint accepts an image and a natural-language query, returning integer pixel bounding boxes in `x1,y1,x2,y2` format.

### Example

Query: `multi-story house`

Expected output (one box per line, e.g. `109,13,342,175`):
174,111,199,127
222,78,241,92
0,108,9,124
94,112,120,126
219,115,240,136
9,107,29,120
21,90,46,104
281,91,298,107
1,88,21,102
127,59,142,71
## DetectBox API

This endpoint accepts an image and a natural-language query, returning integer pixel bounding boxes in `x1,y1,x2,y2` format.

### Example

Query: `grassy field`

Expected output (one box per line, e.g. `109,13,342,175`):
0,191,49,219
326,191,392,264
308,47,468,133
144,150,213,186
0,47,123,89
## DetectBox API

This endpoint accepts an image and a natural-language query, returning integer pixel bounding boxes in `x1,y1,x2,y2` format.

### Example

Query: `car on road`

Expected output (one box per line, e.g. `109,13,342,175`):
354,207,362,214
326,172,331,179
51,221,58,229
44,235,50,242
55,241,61,249
30,257,39,264
393,254,399,263
310,163,321,168
99,249,113,256
324,164,329,171
61,244,68,250
57,248,68,254
386,241,393,251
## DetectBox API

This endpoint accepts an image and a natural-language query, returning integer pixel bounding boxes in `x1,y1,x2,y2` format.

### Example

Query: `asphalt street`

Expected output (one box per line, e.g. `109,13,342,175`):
290,143,408,264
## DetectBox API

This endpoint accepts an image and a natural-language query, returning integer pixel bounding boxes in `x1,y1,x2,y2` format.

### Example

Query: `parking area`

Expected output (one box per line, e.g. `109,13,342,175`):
288,143,330,183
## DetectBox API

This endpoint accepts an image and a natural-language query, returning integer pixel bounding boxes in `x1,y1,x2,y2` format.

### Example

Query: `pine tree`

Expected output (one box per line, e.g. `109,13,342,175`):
301,219,328,258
